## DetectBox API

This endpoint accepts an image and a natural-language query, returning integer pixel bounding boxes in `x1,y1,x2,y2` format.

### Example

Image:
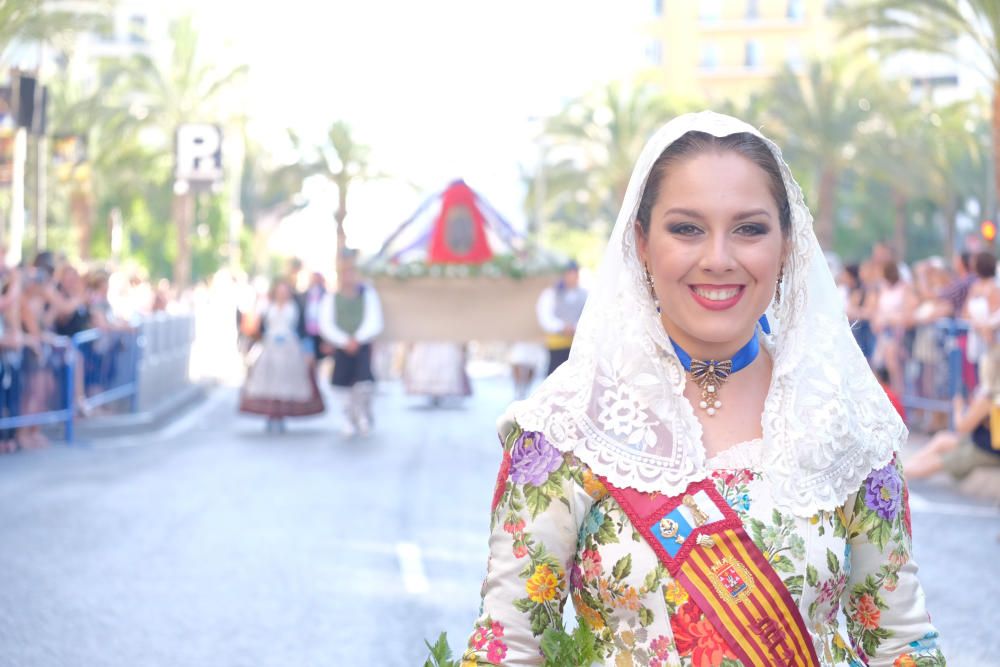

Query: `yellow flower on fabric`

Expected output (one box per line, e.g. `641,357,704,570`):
573,593,606,630
526,564,562,603
615,586,641,611
582,469,609,500
461,658,478,667
663,579,689,606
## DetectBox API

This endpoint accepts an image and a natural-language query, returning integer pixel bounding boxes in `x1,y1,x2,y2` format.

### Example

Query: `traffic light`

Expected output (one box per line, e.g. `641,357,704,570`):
982,220,997,242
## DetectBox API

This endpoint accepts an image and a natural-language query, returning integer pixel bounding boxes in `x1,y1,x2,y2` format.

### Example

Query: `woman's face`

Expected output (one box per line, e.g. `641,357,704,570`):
274,283,291,302
637,150,786,358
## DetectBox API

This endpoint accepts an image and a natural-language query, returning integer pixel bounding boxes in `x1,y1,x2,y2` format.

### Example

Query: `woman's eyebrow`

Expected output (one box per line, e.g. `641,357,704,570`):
663,207,704,219
733,209,772,221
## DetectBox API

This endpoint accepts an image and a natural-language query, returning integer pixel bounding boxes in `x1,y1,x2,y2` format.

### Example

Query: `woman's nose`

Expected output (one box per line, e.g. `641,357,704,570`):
699,235,736,273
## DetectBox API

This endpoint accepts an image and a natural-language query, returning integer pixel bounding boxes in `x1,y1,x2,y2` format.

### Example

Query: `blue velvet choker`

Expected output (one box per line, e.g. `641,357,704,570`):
670,326,761,417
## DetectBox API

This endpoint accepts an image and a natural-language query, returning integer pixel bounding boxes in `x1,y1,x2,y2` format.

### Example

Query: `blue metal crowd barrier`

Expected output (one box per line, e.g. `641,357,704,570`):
0,327,142,444
72,327,141,416
0,338,76,442
901,318,970,417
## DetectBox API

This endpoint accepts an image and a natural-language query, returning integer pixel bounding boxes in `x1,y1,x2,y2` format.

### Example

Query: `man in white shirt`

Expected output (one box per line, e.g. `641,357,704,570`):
319,249,384,437
536,260,587,376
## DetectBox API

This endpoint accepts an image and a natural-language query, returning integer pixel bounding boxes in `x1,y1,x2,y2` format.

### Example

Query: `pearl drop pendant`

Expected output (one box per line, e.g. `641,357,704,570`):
707,407,716,416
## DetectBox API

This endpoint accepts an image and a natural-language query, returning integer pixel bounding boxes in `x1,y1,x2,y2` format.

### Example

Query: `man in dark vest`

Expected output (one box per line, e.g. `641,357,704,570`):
319,249,384,437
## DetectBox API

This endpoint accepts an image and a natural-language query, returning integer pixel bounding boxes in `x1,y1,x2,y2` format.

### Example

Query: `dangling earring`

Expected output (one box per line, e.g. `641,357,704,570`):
644,264,660,313
774,268,784,305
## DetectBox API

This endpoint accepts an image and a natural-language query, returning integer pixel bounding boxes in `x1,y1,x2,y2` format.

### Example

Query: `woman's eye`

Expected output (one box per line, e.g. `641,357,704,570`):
735,223,769,236
668,223,701,236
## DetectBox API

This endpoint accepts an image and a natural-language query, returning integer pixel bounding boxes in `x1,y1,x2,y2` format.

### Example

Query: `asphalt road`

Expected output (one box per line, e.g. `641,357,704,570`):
0,376,997,666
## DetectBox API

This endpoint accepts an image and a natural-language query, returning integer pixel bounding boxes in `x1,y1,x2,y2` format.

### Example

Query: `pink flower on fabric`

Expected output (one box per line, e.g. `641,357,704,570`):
581,549,603,580
854,593,882,630
503,517,525,534
471,626,488,649
650,635,673,659
486,639,508,663
509,431,563,486
490,621,504,638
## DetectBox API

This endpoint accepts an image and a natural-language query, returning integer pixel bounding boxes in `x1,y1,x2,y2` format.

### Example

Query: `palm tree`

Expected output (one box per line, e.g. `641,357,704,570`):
920,99,993,256
526,82,687,238
47,60,162,260
117,14,248,289
239,134,311,272
290,121,373,255
762,57,885,248
0,0,109,62
837,0,1000,213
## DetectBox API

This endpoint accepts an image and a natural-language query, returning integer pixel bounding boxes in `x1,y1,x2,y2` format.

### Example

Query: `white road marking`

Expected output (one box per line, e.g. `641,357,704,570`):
396,541,431,594
908,491,1000,518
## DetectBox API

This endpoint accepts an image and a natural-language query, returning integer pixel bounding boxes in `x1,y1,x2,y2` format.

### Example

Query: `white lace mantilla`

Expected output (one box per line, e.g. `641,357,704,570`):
504,111,906,517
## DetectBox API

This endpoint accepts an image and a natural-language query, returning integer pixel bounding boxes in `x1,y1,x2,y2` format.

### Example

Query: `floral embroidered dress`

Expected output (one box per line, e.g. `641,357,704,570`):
465,426,945,667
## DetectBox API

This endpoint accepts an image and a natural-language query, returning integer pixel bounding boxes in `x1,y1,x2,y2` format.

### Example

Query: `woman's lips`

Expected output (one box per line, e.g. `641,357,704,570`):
689,285,745,311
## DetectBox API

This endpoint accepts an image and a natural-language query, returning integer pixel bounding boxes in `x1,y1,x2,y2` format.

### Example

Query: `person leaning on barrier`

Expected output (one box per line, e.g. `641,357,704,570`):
50,265,92,338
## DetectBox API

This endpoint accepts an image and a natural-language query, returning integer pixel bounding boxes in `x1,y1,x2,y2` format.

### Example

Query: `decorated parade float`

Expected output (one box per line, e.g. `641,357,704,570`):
364,179,564,342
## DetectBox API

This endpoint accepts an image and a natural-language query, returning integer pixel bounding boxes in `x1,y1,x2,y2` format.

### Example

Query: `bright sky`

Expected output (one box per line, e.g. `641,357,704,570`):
185,0,642,265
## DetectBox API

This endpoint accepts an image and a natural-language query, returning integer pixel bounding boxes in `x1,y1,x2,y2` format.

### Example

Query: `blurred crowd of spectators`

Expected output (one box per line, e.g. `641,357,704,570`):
0,247,171,453
838,242,989,430
844,241,1000,485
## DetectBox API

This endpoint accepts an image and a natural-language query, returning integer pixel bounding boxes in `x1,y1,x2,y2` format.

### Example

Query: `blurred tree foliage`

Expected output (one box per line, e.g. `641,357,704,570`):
524,56,995,267
837,0,1000,221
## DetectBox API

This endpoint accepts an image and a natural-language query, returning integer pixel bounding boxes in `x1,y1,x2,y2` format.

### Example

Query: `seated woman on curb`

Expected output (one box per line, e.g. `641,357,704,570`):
904,383,1000,481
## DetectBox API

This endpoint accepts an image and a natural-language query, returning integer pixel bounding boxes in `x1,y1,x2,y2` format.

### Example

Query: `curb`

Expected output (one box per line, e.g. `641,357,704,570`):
73,384,209,439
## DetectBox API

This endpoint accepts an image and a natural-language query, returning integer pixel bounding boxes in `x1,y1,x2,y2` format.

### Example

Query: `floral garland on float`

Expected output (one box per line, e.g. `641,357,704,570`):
364,179,566,343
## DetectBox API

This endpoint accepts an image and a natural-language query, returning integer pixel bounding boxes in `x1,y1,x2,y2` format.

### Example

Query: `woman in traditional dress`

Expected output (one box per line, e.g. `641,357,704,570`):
403,341,471,406
463,113,944,666
239,279,324,431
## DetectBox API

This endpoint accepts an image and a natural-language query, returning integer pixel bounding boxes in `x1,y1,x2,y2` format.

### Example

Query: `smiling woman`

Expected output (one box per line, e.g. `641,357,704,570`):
458,112,946,666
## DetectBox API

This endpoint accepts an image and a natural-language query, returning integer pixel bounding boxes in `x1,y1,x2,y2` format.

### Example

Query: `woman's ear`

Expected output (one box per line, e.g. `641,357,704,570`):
635,221,649,266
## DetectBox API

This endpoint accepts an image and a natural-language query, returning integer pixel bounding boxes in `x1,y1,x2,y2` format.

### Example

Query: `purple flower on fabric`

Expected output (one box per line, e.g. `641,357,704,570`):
570,563,583,591
864,463,903,521
510,431,562,486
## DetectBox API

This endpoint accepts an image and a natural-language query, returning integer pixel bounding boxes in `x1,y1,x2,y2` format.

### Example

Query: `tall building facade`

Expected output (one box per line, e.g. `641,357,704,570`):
637,0,839,102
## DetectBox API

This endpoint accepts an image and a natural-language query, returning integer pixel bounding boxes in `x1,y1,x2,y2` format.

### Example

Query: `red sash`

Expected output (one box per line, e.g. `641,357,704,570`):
600,477,820,667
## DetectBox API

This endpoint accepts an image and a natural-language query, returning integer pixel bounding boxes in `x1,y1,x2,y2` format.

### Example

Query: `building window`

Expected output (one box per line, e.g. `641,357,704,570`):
128,15,147,44
700,42,720,70
786,40,804,70
787,0,805,20
746,0,760,19
645,39,663,65
700,0,722,22
653,0,664,17
745,40,762,69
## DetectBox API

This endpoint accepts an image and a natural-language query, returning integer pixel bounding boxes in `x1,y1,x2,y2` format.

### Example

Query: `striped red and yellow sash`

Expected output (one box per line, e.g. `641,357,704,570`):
600,477,819,667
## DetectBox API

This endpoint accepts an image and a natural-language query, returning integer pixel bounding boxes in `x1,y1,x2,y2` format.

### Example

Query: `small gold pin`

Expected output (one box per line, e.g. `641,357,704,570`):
682,494,710,527
696,534,716,548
